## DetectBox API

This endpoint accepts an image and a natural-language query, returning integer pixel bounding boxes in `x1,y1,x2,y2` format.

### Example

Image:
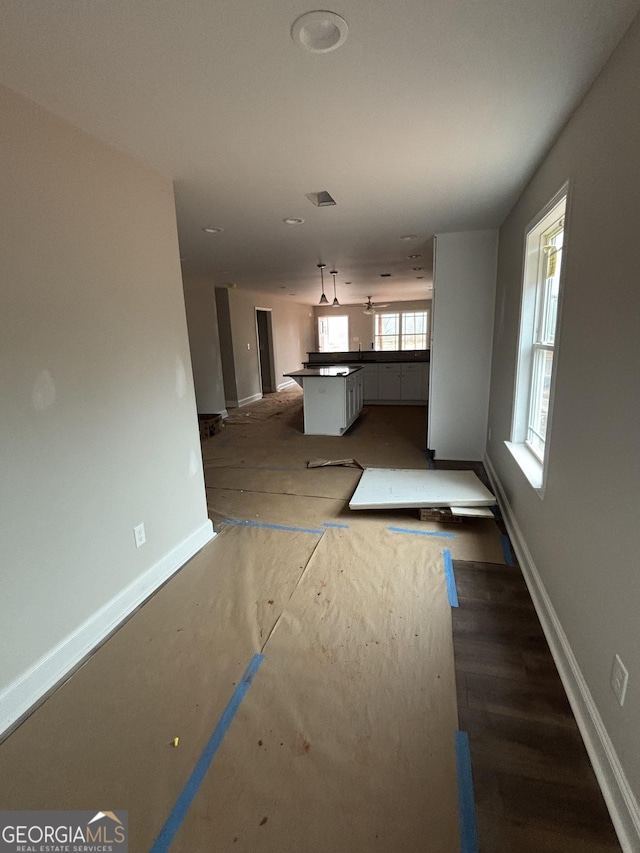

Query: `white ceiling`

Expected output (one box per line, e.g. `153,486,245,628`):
0,0,638,306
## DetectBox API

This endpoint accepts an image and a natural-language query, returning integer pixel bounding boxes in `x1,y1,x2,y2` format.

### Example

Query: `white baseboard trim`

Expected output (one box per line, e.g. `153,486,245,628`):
238,392,263,407
484,453,640,852
219,408,229,419
277,379,297,392
0,519,215,741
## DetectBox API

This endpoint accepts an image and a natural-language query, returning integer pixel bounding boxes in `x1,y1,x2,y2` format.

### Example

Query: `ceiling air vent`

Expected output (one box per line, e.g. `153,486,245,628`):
305,191,336,207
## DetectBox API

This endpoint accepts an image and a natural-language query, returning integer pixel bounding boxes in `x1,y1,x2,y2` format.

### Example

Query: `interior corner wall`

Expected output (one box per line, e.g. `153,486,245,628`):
485,14,640,843
224,290,315,404
182,273,226,414
0,83,212,735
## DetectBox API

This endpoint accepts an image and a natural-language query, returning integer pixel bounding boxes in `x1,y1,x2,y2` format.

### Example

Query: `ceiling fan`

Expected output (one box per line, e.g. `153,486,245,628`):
362,296,389,315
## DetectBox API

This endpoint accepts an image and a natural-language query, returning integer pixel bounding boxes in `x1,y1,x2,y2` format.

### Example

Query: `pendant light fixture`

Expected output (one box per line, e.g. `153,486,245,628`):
318,263,329,304
330,269,340,306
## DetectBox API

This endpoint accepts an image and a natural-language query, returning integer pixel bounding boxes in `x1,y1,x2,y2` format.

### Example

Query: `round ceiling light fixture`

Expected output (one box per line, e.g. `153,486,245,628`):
291,11,349,53
283,217,305,225
202,226,223,234
399,234,418,241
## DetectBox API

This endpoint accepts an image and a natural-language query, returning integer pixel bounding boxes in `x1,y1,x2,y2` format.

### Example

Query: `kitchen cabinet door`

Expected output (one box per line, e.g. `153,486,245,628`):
400,363,428,401
378,364,402,400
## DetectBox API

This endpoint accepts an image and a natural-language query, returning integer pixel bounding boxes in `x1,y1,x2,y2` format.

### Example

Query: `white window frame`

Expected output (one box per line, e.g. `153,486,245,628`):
374,309,430,351
506,184,569,496
318,314,349,352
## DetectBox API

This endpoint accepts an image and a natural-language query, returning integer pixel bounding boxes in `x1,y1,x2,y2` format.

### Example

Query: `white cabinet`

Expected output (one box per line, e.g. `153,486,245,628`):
428,230,498,460
400,362,429,401
361,362,428,403
378,364,402,400
291,368,364,436
363,364,379,401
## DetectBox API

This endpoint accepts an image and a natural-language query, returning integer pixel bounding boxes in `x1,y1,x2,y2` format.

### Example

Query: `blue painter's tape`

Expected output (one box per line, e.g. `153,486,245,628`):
322,522,350,529
443,549,459,607
500,533,515,567
387,526,455,539
220,518,324,535
150,653,265,853
455,730,479,853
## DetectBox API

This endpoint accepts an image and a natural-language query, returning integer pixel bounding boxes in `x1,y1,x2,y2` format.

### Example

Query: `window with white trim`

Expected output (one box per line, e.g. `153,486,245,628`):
318,315,349,352
508,187,567,489
374,310,429,351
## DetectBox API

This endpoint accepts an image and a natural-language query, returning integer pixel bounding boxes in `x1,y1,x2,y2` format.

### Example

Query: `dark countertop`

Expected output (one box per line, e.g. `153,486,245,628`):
306,350,429,364
284,366,364,378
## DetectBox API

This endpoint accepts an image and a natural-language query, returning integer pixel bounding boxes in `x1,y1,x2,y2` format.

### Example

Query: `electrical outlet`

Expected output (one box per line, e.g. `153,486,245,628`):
133,523,146,549
611,654,628,706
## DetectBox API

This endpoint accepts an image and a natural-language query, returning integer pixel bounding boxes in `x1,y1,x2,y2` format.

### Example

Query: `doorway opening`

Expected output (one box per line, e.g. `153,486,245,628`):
255,308,277,394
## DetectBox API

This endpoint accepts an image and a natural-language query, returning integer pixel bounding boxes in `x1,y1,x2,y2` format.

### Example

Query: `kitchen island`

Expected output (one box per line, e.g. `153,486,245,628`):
284,366,364,435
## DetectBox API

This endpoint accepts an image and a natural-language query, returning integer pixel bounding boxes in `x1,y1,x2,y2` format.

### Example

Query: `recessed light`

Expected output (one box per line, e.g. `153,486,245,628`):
280,286,286,289
399,234,417,241
289,293,297,296
380,273,391,277
291,11,349,53
412,267,423,271
203,226,223,234
344,281,352,285
408,254,422,259
283,217,305,225
416,276,424,279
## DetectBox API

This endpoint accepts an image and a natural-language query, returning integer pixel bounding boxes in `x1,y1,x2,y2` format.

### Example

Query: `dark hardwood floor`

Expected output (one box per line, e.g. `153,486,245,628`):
452,555,622,852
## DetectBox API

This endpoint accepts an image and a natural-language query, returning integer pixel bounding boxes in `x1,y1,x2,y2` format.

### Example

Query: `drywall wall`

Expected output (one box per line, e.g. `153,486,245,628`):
428,231,498,460
221,289,315,405
182,272,226,414
314,300,432,351
486,14,640,844
0,84,212,734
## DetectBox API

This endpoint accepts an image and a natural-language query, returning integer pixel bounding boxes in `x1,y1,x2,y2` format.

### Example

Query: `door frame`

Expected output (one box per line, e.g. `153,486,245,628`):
255,307,277,394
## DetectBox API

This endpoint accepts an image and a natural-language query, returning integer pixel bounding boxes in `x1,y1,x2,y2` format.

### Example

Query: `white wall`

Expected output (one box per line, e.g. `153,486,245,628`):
314,300,432,351
182,272,226,414
219,288,315,405
0,84,212,735
486,15,640,847
428,231,498,460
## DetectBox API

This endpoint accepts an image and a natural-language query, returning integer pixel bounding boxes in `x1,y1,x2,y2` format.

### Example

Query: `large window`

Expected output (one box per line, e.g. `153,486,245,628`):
318,315,349,352
374,310,429,351
509,187,567,490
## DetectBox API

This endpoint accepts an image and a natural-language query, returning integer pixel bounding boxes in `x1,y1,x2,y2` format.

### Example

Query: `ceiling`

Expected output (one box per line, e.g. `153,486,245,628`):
0,1,638,306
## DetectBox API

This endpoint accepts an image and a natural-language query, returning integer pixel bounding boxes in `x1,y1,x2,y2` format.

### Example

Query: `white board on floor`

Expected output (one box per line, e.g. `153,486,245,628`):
349,468,496,510
450,505,495,518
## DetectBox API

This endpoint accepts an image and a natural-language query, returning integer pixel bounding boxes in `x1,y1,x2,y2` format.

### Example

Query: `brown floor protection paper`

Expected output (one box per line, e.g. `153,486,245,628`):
0,390,502,852
0,526,321,851
173,526,460,853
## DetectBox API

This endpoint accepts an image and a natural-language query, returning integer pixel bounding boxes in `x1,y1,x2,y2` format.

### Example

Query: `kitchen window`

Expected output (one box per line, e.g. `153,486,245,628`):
318,315,349,352
374,310,429,351
507,186,568,492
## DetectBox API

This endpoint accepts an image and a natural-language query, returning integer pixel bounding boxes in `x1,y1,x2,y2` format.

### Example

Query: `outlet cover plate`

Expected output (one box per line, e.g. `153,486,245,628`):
134,523,146,549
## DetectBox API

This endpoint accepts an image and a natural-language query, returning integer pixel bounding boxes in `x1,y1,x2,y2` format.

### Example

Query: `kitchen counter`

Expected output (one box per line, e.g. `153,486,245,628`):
283,366,364,435
306,350,429,365
286,365,363,379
